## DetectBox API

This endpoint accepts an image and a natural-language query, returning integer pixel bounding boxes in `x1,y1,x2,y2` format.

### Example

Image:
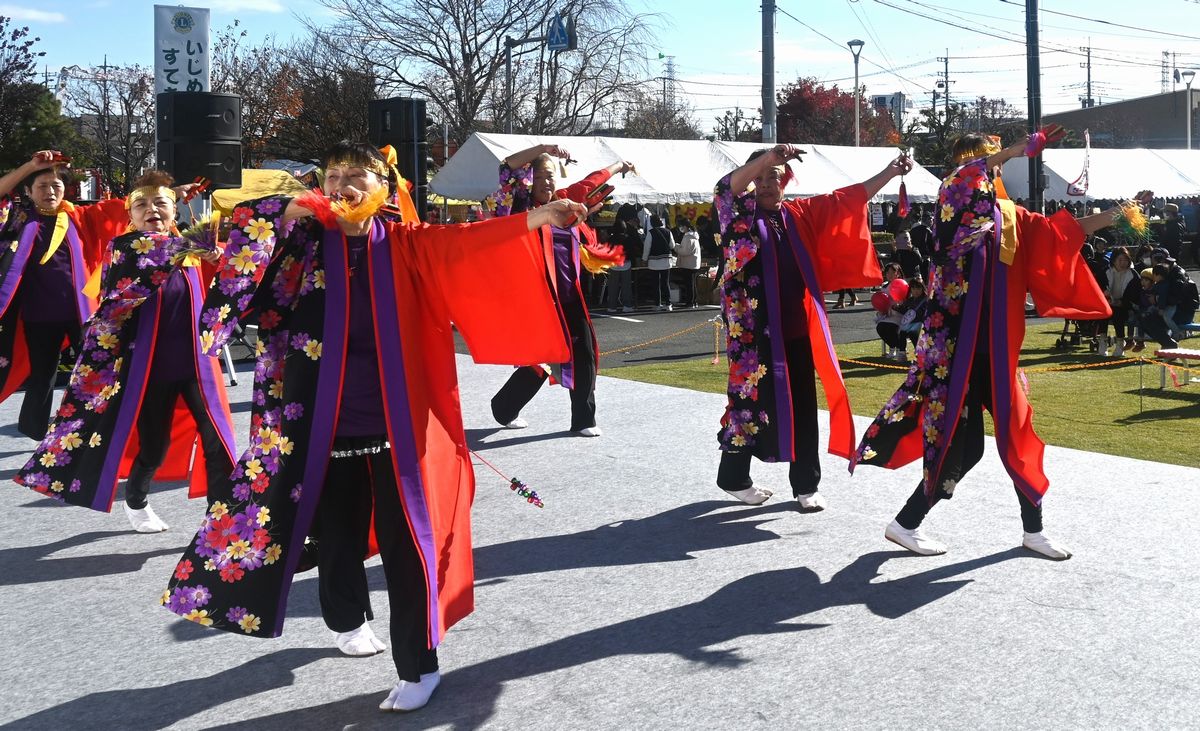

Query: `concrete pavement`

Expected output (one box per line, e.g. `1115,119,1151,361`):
1,355,1198,730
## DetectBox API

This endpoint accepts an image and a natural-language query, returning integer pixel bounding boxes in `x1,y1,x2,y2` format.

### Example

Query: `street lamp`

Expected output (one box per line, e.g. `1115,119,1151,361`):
1184,69,1196,150
848,39,865,147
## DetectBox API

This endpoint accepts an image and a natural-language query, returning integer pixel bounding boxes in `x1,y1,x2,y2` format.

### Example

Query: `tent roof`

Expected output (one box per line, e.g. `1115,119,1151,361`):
431,132,940,205
211,169,309,214
1001,148,1200,201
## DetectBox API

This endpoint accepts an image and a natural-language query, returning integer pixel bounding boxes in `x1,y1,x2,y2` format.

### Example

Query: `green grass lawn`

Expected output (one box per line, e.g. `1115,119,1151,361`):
608,326,1200,469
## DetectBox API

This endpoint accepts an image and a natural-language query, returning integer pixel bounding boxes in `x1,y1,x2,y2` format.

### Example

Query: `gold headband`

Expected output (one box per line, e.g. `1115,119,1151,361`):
325,157,390,177
952,136,1003,165
126,185,177,209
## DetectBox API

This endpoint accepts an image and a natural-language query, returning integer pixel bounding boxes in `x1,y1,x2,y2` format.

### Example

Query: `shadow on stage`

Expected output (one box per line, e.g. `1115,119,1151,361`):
203,500,795,637
0,530,187,586
465,427,580,451
3,648,338,731
194,548,1026,731
14,479,192,508
474,500,793,581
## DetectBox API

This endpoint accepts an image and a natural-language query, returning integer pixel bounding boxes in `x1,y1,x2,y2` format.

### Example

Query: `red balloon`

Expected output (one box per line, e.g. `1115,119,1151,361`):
870,291,892,314
888,277,910,301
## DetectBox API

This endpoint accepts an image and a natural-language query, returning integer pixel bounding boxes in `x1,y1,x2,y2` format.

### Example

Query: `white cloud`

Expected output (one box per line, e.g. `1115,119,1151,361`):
0,4,67,22
205,0,286,11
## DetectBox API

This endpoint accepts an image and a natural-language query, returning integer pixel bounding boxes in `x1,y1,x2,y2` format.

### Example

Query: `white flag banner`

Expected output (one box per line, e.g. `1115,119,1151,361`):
1067,129,1090,197
153,5,210,94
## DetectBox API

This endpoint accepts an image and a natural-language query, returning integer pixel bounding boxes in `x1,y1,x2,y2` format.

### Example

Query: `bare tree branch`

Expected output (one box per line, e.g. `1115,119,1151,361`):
60,63,155,194
309,0,655,142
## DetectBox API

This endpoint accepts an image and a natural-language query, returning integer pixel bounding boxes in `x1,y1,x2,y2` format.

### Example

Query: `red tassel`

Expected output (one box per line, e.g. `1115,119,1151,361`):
897,180,910,218
582,240,626,267
580,242,627,275
294,190,338,228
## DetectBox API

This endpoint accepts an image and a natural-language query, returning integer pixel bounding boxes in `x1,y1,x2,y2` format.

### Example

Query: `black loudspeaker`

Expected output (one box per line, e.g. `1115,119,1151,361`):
156,140,242,188
156,91,243,189
368,97,429,221
157,92,241,140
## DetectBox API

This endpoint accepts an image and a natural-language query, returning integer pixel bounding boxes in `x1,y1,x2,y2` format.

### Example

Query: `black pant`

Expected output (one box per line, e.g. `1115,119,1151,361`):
877,322,906,349
314,448,439,682
1137,310,1177,348
19,320,81,440
1108,306,1130,340
491,302,597,431
894,353,1043,533
717,337,821,497
125,378,232,509
675,269,697,307
652,269,671,306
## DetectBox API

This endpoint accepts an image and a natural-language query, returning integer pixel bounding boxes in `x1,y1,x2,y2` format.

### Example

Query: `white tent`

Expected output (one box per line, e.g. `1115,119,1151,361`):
596,136,738,204
430,132,940,205
1001,148,1200,201
432,133,660,204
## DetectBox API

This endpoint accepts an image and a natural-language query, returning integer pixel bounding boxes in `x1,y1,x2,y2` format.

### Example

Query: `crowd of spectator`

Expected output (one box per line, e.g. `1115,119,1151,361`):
584,204,719,313
586,197,1198,363
868,200,1200,359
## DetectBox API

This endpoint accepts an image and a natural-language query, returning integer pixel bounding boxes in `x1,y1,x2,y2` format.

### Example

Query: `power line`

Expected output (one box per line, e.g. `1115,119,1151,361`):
845,0,914,96
912,0,1194,40
672,78,762,88
871,0,1167,70
775,4,932,91
995,0,1200,41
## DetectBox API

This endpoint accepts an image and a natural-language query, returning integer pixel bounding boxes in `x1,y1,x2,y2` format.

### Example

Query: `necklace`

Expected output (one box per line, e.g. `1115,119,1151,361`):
347,236,369,278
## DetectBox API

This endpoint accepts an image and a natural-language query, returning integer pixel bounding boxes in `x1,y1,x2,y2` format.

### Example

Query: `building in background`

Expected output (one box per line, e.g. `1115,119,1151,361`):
1045,89,1200,149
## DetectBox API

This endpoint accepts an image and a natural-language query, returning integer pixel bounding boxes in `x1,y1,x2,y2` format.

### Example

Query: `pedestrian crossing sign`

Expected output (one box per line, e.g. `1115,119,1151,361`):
547,14,570,51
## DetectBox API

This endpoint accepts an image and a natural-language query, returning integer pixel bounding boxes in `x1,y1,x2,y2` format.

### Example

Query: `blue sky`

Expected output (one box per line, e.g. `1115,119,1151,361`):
8,0,1200,132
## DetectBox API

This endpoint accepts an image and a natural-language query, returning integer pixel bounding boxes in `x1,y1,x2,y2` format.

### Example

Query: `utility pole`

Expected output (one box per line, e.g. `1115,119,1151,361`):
1026,0,1044,213
1080,42,1093,108
100,54,112,194
1163,51,1170,94
442,122,450,222
936,51,954,121
762,0,776,143
506,13,576,134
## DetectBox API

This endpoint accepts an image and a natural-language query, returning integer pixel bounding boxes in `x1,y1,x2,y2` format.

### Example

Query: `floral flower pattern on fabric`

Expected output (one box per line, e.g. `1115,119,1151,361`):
713,172,775,454
854,158,997,498
14,229,219,506
163,195,324,637
484,162,535,218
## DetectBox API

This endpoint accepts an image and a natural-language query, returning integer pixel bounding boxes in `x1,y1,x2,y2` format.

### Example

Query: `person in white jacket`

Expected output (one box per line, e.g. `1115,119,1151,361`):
642,214,675,310
1102,246,1137,356
673,220,702,308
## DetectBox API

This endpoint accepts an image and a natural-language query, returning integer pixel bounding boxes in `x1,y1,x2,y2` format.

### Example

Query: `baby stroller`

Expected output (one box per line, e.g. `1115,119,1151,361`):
1053,318,1089,350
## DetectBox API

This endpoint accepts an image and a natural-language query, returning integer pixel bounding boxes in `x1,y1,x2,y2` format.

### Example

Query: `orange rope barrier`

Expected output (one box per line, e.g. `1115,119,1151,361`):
603,316,1200,379
598,320,717,357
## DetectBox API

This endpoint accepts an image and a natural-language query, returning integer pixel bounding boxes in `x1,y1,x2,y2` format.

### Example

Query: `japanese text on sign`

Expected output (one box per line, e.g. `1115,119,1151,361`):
154,5,210,94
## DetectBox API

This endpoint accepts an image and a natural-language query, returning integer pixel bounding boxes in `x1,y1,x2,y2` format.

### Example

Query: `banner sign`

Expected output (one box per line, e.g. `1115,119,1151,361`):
1067,129,1090,197
154,5,210,94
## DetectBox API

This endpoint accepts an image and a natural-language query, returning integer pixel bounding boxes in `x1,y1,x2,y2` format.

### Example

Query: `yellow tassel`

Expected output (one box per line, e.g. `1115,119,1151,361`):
331,186,390,224
1119,202,1148,235
580,247,610,275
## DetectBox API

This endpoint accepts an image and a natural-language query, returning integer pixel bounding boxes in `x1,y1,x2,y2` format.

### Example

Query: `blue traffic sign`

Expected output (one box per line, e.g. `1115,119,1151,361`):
547,15,570,51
